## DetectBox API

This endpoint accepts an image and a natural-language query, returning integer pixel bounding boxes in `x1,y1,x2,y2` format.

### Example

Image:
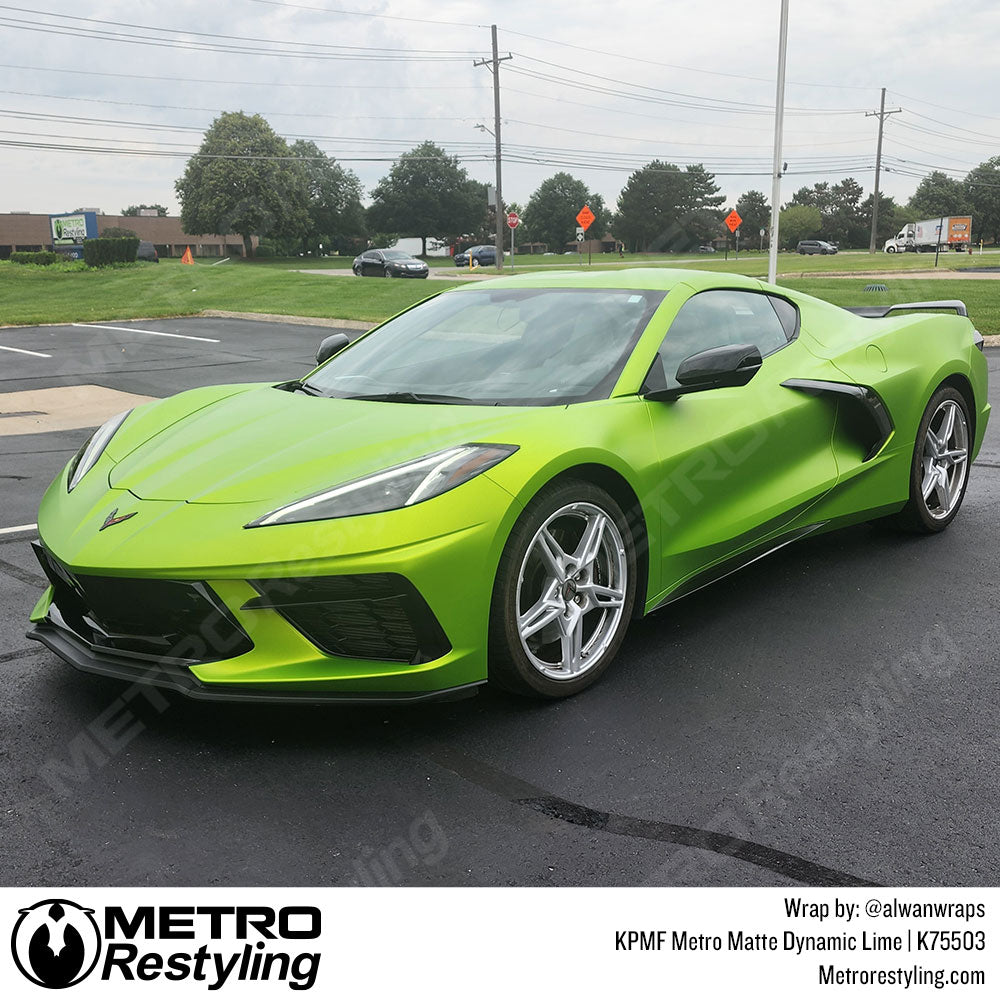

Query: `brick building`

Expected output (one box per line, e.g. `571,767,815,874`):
0,213,253,258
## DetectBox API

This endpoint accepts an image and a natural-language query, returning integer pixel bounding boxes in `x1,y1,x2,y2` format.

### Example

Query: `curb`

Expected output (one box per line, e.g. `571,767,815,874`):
198,310,375,330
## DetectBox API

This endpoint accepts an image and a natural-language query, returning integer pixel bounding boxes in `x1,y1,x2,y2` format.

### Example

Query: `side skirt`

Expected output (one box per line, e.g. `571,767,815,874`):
648,522,827,614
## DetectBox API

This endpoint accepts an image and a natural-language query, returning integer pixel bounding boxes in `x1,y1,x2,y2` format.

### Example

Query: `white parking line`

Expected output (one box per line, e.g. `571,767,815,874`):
0,345,52,358
72,322,220,344
0,523,37,536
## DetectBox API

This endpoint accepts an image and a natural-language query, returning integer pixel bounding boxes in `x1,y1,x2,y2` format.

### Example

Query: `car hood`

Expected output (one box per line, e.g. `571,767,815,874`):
108,384,540,504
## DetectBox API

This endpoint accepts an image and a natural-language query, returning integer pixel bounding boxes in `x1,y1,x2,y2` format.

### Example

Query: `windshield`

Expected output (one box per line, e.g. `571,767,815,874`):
382,251,411,260
306,287,663,405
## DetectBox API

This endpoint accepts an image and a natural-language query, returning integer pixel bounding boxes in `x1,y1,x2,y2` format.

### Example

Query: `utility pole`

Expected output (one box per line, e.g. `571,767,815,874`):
474,26,511,273
866,88,902,253
767,0,790,286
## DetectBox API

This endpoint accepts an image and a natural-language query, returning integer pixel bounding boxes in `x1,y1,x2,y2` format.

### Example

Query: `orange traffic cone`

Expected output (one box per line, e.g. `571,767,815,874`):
180,246,194,265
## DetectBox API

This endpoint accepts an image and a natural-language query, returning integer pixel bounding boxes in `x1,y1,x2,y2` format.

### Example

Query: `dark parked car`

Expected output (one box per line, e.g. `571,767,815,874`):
136,240,158,263
454,244,497,267
796,239,837,255
352,249,429,278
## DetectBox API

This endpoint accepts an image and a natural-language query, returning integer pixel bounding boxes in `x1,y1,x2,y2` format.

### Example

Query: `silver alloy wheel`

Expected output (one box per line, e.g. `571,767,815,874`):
515,501,627,680
921,399,969,519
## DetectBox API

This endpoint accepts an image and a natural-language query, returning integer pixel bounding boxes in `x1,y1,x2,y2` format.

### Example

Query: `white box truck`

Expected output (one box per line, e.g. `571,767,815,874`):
884,216,972,253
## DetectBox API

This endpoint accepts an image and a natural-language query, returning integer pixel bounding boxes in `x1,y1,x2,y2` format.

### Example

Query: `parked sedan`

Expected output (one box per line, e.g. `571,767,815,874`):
353,249,429,278
454,245,497,267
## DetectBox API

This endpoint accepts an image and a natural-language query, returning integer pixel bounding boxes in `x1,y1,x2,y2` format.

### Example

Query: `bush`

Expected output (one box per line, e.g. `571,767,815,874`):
254,244,275,258
101,226,139,239
10,251,63,265
83,237,140,267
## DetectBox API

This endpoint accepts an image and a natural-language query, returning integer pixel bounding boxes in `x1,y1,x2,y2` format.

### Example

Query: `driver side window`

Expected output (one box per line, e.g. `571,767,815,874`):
651,289,796,389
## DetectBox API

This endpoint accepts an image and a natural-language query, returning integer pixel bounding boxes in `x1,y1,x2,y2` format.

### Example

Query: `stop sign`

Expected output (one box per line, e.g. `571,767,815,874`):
506,211,520,229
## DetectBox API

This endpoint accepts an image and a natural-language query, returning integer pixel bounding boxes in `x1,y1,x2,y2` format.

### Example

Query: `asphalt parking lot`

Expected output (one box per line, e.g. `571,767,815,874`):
1,317,999,888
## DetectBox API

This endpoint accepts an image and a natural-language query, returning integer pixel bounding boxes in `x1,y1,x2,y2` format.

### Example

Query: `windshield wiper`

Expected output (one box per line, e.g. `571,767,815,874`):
341,391,480,405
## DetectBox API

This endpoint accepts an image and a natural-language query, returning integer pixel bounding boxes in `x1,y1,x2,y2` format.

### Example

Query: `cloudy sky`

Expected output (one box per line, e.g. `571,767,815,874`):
1,0,997,217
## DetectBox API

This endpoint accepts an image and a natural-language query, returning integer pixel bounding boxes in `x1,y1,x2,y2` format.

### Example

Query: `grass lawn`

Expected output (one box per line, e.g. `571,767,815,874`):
3,256,999,335
786,277,1000,337
0,259,458,327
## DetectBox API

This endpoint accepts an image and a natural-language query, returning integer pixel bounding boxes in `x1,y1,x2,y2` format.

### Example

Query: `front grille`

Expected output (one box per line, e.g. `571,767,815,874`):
33,543,252,665
245,574,451,665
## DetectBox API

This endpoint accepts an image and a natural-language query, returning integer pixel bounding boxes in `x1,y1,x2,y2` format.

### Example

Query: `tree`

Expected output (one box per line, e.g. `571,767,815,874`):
965,157,1000,245
735,190,770,243
101,226,139,239
861,193,906,249
613,162,724,251
368,142,485,256
788,182,833,216
779,204,822,248
907,170,970,221
175,112,309,258
825,177,867,247
523,173,606,250
288,140,366,254
122,204,168,217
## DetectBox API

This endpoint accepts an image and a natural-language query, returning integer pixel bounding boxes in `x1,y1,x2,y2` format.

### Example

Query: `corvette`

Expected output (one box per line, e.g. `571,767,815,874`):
28,269,989,701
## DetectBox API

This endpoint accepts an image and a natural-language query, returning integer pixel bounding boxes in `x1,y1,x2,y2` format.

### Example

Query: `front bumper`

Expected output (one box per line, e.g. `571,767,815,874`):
27,619,482,703
29,470,523,701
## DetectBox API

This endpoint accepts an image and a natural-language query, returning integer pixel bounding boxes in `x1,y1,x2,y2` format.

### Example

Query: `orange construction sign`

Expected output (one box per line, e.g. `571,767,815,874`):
180,246,194,265
576,205,595,231
724,210,742,234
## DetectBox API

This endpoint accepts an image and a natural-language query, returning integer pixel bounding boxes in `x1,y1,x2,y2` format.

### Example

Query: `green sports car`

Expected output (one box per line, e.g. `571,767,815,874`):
28,269,989,701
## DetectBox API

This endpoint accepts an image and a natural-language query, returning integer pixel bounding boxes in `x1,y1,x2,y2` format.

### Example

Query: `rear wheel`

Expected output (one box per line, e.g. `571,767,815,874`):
895,387,971,533
489,480,637,698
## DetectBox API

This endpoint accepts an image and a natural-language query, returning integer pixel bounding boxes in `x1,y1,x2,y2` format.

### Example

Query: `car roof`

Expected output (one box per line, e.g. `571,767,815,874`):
451,267,763,294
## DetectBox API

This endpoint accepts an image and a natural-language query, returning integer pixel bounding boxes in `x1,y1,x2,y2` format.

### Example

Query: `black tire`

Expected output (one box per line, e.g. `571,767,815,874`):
894,386,971,534
353,265,362,276
488,479,637,698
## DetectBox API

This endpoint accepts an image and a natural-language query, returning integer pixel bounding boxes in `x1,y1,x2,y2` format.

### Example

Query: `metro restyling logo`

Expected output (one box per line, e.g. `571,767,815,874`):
12,899,102,988
11,902,321,991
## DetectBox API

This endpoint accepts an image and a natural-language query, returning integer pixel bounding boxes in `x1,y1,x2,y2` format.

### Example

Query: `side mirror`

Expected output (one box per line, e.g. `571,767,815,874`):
644,343,763,401
315,333,350,366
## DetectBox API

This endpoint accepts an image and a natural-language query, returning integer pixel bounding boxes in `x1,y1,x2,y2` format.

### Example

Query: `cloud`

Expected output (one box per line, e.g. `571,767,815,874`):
1,0,996,215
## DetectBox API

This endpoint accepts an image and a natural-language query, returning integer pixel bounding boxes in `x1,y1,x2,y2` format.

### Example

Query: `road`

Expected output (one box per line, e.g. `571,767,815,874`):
1,317,998,887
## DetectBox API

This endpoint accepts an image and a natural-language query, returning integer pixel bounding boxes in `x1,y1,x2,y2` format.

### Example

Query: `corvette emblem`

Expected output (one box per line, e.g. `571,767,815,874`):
99,508,137,531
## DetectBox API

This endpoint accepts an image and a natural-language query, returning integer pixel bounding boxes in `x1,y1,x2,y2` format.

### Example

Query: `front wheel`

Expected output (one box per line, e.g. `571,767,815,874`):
489,480,637,698
895,387,971,533
886,245,896,253
353,264,362,275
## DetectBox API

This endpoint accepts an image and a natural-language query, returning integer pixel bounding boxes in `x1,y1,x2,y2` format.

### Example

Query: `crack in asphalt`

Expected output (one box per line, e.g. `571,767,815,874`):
0,557,46,589
0,646,41,664
422,742,881,888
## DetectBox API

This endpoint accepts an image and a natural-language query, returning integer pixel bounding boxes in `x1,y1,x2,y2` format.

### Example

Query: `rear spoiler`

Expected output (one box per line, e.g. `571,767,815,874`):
845,300,968,318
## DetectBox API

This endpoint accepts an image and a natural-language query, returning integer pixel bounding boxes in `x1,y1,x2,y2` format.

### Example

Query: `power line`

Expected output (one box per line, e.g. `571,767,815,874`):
0,5,478,55
500,26,877,92
0,89,488,125
0,16,474,61
0,62,481,90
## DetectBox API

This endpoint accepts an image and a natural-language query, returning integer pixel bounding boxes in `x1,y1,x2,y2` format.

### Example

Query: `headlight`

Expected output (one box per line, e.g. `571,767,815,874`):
66,409,132,492
247,443,517,527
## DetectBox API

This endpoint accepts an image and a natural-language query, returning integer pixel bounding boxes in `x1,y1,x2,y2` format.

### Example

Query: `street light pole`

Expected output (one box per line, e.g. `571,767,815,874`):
767,0,790,286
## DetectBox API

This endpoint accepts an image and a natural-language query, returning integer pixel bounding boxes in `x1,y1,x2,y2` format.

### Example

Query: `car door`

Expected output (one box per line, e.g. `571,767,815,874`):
642,287,843,599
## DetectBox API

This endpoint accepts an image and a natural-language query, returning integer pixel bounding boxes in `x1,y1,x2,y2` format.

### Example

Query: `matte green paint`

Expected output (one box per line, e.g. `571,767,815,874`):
33,269,990,696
